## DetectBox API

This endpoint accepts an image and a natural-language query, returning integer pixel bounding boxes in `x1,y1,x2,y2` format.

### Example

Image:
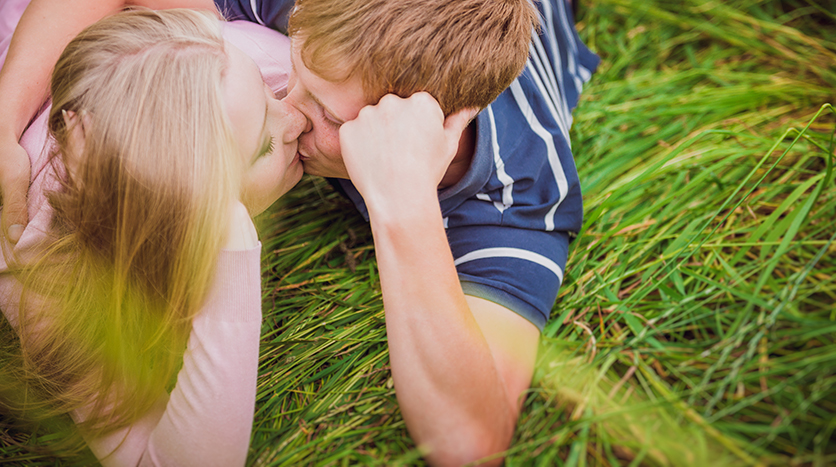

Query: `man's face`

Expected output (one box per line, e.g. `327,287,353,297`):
284,39,369,179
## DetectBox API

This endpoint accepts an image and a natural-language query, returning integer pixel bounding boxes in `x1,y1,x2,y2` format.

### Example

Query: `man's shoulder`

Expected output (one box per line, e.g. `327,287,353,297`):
214,0,294,32
438,77,584,234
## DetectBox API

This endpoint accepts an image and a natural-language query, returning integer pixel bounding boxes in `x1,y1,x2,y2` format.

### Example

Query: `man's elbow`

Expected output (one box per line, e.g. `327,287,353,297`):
421,423,514,467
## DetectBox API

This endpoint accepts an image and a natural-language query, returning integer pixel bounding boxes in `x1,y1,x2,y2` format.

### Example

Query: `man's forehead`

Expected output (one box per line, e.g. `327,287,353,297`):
289,42,368,123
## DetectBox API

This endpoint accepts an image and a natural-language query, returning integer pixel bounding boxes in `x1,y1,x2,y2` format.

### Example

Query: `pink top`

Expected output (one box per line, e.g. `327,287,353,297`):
0,4,294,465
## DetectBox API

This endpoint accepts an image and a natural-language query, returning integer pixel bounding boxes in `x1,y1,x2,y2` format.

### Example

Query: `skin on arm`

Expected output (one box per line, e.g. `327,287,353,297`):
0,0,216,243
339,93,540,466
467,296,540,416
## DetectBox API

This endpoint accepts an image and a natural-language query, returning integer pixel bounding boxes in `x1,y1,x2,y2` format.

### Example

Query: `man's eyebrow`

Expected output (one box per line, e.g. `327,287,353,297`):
290,46,347,124
308,90,346,124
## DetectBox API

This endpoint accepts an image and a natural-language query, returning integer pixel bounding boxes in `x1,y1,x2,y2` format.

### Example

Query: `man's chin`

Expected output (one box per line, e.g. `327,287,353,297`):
301,163,325,177
301,162,350,179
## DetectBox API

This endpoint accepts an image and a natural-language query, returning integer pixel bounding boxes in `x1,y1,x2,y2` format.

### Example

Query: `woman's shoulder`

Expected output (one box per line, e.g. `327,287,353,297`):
222,20,291,96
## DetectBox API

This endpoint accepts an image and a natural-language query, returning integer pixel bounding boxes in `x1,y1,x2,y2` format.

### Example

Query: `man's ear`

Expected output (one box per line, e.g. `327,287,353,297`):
61,109,91,173
443,107,479,136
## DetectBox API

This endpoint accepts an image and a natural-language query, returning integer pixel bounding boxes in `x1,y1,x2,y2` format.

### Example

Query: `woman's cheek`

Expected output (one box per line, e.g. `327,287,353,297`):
242,152,303,215
243,157,283,215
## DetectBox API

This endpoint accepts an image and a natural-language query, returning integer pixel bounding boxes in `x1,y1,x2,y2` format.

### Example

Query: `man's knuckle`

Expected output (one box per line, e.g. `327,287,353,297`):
414,92,435,105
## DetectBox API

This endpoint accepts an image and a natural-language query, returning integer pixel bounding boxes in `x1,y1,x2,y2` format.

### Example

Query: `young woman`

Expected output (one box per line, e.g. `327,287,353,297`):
0,7,305,465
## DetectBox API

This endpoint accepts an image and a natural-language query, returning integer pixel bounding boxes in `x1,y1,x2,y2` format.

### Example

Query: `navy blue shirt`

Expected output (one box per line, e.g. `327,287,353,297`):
216,0,600,330
215,0,293,32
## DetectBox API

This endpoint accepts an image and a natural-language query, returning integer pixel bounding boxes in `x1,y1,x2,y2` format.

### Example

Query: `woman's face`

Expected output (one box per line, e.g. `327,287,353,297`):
222,42,307,216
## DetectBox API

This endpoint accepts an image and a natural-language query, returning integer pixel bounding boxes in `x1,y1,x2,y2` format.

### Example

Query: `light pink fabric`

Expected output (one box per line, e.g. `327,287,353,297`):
0,7,294,465
0,0,28,67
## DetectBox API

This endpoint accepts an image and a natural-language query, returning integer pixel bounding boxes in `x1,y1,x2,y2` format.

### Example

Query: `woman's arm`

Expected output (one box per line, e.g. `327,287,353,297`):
0,0,216,243
77,202,262,467
0,0,217,136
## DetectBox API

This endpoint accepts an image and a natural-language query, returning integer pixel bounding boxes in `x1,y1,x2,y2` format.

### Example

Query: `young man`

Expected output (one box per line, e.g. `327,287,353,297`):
236,2,599,464
0,0,598,464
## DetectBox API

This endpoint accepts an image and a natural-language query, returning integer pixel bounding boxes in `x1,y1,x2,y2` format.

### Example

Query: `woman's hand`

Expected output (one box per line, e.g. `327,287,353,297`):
223,200,258,251
0,135,31,244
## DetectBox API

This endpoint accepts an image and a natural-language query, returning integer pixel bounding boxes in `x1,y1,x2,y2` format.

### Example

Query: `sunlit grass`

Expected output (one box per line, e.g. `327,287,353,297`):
2,0,834,465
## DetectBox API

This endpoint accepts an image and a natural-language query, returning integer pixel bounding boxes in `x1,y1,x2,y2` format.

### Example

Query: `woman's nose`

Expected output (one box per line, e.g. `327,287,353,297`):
281,79,314,134
279,100,310,141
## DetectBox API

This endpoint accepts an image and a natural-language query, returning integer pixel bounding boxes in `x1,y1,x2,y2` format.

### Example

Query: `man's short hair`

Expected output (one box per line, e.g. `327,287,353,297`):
288,0,540,115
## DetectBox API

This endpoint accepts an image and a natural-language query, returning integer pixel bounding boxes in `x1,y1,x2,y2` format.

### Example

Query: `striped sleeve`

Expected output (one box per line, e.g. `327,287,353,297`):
441,0,598,327
448,225,570,330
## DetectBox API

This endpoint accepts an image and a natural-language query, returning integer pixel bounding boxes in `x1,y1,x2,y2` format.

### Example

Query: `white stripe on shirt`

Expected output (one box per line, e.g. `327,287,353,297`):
526,56,570,141
539,6,577,128
488,106,515,212
454,247,564,282
249,0,265,25
529,40,570,132
540,0,564,84
476,192,506,213
509,80,568,231
553,0,588,94
530,36,562,117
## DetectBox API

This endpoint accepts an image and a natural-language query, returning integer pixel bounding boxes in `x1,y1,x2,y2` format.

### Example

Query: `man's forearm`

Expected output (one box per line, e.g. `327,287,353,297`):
368,197,515,466
338,93,522,464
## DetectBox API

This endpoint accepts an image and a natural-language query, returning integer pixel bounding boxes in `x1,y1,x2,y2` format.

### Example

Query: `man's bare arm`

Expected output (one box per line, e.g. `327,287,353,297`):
339,93,539,466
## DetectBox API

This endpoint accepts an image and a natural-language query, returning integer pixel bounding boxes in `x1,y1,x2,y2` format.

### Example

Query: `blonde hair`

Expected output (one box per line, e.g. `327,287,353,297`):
287,0,540,116
5,8,242,439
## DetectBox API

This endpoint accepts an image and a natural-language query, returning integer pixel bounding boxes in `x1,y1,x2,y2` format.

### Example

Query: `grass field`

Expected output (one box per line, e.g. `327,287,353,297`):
2,0,834,465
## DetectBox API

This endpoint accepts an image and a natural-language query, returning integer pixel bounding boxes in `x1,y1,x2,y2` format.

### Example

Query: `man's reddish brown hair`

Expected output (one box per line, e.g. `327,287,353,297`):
288,0,540,116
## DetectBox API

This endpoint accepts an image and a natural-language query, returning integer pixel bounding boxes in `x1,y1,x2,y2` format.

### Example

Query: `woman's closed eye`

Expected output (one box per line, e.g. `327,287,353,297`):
253,136,275,164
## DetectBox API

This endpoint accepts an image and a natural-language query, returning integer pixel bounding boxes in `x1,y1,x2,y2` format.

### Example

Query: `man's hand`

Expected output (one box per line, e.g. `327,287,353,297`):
338,92,474,214
0,137,30,244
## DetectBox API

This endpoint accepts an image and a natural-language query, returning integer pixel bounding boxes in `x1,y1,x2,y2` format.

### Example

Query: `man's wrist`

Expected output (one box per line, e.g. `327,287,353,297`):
366,189,443,231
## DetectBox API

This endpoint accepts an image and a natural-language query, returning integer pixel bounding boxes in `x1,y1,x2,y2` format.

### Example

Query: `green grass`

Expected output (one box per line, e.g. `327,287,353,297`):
2,0,835,465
